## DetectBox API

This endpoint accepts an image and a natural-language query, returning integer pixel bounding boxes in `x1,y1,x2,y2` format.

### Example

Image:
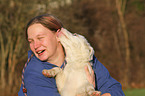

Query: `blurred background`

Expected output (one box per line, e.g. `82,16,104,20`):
0,0,145,96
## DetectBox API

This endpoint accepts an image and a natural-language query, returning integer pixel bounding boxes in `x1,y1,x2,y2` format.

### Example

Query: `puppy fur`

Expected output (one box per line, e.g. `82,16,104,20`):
42,28,101,96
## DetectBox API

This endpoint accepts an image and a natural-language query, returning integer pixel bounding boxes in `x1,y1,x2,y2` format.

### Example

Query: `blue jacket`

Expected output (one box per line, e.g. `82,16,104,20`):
18,50,125,96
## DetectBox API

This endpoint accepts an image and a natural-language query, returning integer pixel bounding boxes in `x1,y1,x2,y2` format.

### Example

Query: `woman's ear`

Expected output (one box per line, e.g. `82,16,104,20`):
56,29,61,37
56,29,62,42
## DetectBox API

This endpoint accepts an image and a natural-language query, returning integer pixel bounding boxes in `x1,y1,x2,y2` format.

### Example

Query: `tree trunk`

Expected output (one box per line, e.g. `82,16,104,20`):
1,61,6,89
0,30,11,89
8,36,20,91
115,0,130,88
0,31,6,89
113,31,121,58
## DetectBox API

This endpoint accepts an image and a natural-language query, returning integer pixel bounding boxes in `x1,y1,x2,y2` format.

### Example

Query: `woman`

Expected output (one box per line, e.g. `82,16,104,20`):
18,14,125,96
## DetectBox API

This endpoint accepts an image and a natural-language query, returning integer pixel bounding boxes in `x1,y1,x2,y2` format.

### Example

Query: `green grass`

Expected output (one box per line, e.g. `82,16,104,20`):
124,89,145,96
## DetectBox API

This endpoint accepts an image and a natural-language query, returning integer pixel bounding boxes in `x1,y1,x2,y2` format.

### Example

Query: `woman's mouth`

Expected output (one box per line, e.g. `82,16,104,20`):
37,50,45,55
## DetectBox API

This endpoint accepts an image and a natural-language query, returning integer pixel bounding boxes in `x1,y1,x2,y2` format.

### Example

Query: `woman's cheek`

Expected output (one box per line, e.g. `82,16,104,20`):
29,44,34,51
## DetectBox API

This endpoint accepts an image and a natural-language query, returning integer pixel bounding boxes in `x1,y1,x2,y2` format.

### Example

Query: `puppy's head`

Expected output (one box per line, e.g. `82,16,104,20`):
58,28,94,63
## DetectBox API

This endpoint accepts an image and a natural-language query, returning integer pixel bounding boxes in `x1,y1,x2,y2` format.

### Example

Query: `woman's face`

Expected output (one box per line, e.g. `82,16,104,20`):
27,24,60,62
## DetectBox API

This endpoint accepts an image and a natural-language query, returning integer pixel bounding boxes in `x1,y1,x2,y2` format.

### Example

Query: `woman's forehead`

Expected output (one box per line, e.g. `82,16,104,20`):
27,24,55,38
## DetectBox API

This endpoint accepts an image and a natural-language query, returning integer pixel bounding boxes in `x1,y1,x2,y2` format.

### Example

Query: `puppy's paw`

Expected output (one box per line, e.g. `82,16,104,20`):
42,69,56,77
42,67,62,78
90,91,101,96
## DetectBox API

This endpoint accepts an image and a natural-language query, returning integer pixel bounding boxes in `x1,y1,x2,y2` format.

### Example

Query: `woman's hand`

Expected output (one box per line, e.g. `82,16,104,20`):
85,65,95,88
84,66,111,96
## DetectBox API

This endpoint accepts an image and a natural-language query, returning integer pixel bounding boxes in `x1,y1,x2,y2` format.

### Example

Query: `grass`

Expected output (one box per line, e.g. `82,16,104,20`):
124,88,145,96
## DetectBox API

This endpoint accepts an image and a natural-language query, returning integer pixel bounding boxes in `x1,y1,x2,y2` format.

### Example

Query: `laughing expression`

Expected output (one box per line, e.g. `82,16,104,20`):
27,24,60,62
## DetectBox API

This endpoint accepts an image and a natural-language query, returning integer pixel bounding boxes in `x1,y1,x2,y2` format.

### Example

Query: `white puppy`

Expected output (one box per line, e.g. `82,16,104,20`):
42,28,101,96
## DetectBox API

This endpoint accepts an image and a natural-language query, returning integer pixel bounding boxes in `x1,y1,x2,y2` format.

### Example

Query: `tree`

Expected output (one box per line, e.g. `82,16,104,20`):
0,0,50,94
115,0,131,88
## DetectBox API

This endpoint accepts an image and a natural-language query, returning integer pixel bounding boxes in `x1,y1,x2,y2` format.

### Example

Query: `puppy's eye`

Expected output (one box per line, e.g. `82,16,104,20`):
73,33,78,36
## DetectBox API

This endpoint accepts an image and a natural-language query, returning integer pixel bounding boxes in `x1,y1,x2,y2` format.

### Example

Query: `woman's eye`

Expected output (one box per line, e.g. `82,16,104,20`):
28,40,32,43
38,37,44,40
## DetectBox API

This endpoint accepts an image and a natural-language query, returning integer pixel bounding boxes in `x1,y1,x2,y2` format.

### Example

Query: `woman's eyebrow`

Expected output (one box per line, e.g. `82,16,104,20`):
36,34,46,37
28,33,46,40
28,38,33,41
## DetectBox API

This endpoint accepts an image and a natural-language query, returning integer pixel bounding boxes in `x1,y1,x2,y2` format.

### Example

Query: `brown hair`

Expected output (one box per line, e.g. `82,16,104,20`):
25,14,63,40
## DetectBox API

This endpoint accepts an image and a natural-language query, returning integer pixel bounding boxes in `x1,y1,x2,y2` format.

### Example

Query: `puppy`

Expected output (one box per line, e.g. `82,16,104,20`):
42,28,101,96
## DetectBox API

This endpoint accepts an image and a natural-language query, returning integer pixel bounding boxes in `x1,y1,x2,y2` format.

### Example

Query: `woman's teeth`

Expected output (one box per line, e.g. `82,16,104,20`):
37,50,44,54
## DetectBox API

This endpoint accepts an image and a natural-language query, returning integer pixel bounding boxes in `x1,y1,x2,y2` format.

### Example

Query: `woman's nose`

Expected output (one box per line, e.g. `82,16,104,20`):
34,40,41,49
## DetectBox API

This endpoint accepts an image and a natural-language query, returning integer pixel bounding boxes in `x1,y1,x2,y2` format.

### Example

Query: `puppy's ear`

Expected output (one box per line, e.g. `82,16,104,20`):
89,46,94,61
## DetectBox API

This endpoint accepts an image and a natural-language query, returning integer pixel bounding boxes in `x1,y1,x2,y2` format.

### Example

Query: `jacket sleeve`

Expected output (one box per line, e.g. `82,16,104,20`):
18,82,60,96
93,56,125,96
23,60,60,96
26,82,60,96
18,50,61,96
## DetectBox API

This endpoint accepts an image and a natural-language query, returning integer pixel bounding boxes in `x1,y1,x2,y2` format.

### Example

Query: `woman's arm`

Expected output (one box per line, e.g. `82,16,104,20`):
101,93,111,96
85,56,125,96
85,65,111,96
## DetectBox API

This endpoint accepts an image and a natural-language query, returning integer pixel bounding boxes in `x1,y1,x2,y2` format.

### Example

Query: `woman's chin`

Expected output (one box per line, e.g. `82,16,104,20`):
39,57,48,62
